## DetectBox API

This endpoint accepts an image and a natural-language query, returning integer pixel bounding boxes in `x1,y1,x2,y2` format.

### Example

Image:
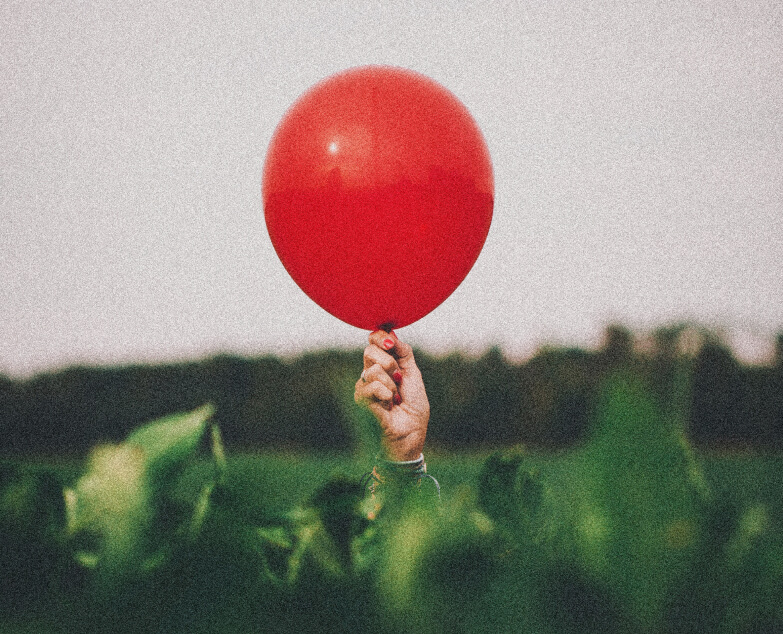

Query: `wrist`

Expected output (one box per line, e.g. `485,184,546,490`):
380,433,426,462
373,452,426,483
369,452,440,500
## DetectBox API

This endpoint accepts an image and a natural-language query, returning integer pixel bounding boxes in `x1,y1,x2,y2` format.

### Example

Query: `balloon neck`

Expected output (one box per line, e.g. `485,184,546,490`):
377,322,396,333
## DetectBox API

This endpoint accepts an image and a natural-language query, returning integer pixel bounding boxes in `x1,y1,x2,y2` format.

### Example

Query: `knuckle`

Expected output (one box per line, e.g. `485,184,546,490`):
377,385,392,400
364,364,379,381
364,346,385,367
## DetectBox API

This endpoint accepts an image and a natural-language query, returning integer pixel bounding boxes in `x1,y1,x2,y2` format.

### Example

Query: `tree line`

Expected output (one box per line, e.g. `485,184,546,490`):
1,324,781,455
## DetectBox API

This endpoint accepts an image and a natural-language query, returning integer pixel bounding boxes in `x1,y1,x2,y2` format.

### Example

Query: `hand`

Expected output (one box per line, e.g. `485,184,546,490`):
354,330,430,461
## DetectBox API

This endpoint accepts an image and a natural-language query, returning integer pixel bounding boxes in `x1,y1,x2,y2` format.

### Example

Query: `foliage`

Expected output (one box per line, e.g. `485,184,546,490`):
2,324,782,456
1,366,782,632
63,404,223,581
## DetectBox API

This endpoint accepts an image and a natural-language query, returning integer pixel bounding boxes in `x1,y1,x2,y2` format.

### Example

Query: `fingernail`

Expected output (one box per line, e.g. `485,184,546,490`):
383,339,395,350
392,371,402,383
393,393,402,405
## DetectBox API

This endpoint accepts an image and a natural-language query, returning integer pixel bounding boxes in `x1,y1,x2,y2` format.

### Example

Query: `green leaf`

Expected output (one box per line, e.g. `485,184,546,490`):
64,442,153,576
578,371,705,630
477,448,525,527
477,448,547,539
125,403,214,484
65,404,218,580
376,497,508,633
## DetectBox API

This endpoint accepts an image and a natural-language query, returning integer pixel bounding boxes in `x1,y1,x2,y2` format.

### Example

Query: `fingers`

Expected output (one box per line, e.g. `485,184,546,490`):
368,330,398,355
354,374,395,411
357,331,408,410
357,361,401,407
363,342,401,376
363,363,398,394
356,330,430,462
368,330,417,372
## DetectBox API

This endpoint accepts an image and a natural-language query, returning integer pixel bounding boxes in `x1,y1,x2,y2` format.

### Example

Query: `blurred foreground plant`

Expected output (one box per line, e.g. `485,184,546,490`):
64,404,224,580
2,369,783,633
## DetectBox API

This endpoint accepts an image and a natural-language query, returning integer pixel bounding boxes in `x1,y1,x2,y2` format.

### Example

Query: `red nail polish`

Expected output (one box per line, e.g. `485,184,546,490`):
393,393,402,405
383,339,395,350
392,371,402,383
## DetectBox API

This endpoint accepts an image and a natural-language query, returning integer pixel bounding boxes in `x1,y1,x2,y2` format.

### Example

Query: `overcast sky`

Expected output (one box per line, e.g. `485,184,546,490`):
2,0,781,377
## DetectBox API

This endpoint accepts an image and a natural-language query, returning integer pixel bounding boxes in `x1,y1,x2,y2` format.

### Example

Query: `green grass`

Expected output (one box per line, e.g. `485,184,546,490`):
165,448,783,526
169,450,494,520
8,448,782,515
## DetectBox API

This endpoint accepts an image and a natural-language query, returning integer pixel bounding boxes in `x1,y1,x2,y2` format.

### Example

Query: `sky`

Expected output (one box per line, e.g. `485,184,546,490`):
2,0,781,377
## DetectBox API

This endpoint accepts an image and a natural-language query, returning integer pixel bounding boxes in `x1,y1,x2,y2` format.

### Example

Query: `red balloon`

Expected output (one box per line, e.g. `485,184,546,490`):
263,66,493,331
